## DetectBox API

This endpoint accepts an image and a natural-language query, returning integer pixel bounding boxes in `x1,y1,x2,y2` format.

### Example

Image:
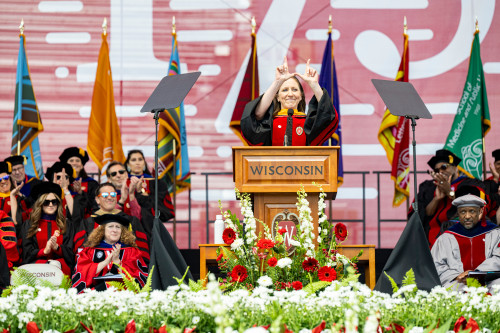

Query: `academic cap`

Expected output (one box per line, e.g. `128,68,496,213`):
452,194,486,208
427,149,461,169
95,213,130,227
59,147,89,165
4,155,25,167
46,161,76,184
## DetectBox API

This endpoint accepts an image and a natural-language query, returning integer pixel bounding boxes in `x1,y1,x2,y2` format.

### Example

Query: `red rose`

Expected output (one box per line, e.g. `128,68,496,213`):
216,253,224,261
230,265,248,283
317,266,337,282
334,223,348,241
278,228,287,235
256,239,275,249
302,257,319,272
222,228,236,245
267,257,278,267
292,281,303,290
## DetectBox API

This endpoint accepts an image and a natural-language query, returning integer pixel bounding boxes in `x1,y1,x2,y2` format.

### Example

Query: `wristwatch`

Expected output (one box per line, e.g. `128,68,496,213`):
64,190,70,196
449,190,455,199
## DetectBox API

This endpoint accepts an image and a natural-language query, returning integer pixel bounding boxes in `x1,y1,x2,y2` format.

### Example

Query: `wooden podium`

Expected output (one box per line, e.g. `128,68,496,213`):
232,146,339,235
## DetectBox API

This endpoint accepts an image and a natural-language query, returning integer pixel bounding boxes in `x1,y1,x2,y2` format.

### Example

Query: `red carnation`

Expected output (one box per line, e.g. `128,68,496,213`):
267,257,278,267
230,265,248,283
317,266,337,282
256,239,275,249
216,253,224,261
278,228,287,235
292,281,303,290
302,257,319,272
334,223,348,241
222,228,236,245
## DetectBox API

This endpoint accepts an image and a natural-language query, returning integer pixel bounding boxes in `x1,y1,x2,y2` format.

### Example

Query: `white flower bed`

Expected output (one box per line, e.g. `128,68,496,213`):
1,279,500,332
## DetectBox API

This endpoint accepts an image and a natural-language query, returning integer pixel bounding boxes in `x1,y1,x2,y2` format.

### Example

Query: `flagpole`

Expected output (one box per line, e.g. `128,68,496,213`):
17,19,25,156
172,139,177,242
476,17,487,180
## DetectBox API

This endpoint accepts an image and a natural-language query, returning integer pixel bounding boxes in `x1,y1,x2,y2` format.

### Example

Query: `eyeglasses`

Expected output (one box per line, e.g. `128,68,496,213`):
56,174,69,180
109,170,126,177
0,175,9,182
434,163,449,173
98,191,117,198
11,166,24,173
43,199,59,207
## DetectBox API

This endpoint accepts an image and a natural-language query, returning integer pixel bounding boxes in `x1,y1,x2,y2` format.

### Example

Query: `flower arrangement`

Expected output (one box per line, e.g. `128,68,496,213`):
216,186,361,291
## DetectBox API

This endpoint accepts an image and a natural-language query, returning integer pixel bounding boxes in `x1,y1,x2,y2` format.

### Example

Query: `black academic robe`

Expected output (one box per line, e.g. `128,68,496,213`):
21,215,74,275
240,88,338,146
0,211,19,269
72,210,150,263
71,176,99,218
71,242,148,293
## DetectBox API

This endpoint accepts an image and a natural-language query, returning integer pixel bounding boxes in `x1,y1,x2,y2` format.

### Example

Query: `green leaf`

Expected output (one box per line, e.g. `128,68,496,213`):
188,279,204,292
303,281,331,294
172,266,191,286
107,281,126,290
384,271,399,293
402,268,416,287
466,277,482,288
221,245,238,269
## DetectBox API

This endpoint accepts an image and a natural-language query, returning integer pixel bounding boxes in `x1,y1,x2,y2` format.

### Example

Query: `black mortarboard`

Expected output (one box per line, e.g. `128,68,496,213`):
0,162,11,174
46,161,76,184
140,72,201,113
427,149,461,169
95,213,129,227
59,147,89,165
455,181,486,201
492,149,500,163
4,155,25,167
30,182,63,201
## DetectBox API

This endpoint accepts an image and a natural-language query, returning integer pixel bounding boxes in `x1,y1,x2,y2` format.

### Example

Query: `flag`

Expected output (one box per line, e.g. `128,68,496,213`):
229,30,260,144
377,32,410,206
374,213,441,294
87,32,125,177
444,31,490,179
11,34,44,179
157,30,191,193
319,30,343,185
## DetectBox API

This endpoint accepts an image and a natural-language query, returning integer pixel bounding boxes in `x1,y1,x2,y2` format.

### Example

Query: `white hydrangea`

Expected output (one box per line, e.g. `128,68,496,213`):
277,257,293,268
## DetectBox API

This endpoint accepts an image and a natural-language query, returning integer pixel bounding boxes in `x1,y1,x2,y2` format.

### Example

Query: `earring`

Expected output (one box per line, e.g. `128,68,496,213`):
143,165,146,171
127,166,131,172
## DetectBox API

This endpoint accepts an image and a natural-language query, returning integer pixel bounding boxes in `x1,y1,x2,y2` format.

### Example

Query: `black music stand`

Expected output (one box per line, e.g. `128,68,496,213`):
140,71,200,238
372,79,432,213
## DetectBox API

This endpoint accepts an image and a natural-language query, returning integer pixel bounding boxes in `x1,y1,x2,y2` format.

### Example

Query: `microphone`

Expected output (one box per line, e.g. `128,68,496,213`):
284,109,294,146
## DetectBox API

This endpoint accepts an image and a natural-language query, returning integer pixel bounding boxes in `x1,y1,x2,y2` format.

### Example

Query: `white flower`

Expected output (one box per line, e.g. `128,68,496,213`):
408,327,424,333
192,316,200,324
277,257,293,268
231,238,244,250
257,276,273,287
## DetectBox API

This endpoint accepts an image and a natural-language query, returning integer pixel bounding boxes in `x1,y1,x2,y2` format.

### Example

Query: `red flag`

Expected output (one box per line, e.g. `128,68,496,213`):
229,30,259,144
377,32,410,206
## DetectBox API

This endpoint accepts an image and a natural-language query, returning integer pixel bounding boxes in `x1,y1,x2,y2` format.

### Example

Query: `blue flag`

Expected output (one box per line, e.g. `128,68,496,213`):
319,31,343,185
158,32,190,193
11,35,44,179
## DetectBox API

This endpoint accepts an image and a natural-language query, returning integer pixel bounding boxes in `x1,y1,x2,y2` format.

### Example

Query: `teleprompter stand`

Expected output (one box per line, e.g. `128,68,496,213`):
372,79,432,213
140,71,201,241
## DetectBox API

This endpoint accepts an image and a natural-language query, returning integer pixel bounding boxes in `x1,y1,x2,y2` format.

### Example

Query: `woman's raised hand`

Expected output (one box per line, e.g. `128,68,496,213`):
295,59,318,85
275,57,294,82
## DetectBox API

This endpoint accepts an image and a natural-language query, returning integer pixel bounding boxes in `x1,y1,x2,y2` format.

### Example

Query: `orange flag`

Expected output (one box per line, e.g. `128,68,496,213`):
87,32,125,176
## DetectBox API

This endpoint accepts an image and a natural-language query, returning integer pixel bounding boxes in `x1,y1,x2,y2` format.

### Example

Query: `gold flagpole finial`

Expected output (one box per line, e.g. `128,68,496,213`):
328,15,332,34
475,16,479,32
172,16,176,35
102,18,107,36
19,18,25,35
251,16,256,34
403,16,407,34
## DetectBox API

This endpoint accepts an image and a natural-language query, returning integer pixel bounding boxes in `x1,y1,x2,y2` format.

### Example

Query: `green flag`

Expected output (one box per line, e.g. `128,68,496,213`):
444,31,490,179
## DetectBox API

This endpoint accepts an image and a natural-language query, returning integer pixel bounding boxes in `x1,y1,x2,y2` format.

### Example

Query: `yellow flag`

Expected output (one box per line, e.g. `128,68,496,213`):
87,33,125,175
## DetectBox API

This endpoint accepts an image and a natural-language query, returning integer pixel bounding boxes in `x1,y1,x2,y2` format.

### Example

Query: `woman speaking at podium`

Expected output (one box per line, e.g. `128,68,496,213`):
241,57,338,146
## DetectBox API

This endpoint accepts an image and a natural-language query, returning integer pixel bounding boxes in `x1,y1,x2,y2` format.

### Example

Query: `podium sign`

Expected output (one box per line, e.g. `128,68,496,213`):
233,146,339,236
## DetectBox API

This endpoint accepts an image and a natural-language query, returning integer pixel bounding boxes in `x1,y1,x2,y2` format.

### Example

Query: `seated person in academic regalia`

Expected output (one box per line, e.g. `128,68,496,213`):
483,149,500,224
107,161,174,236
3,155,42,201
409,149,494,247
21,182,75,276
431,193,500,292
59,147,99,218
240,57,338,146
0,210,20,269
72,214,149,293
72,183,150,263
